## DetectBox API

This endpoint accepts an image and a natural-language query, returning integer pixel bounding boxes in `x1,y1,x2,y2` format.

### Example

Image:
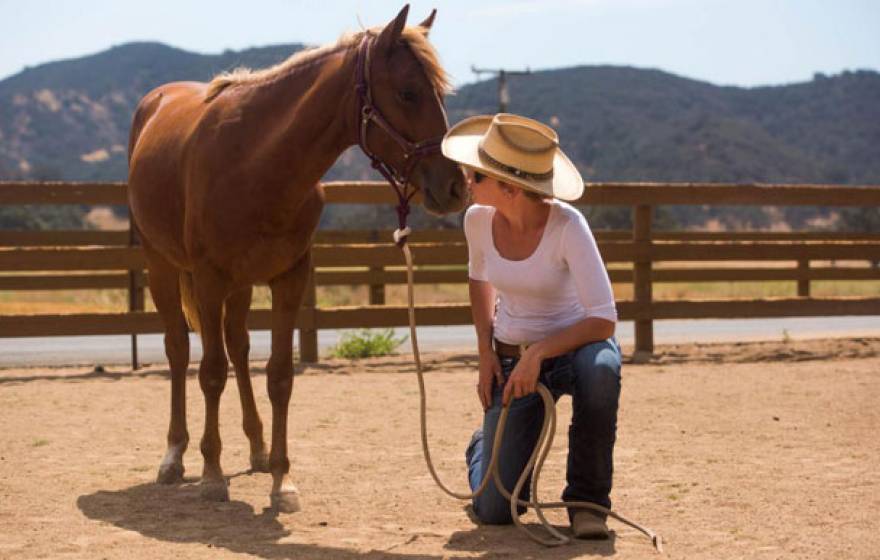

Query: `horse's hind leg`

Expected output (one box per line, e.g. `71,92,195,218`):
266,251,312,513
223,286,270,472
192,266,232,501
143,246,191,484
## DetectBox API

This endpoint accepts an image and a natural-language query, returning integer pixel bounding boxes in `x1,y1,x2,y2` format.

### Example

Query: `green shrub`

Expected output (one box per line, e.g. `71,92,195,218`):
329,329,408,359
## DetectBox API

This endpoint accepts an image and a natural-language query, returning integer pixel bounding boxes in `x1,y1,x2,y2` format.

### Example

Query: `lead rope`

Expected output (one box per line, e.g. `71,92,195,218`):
394,230,663,552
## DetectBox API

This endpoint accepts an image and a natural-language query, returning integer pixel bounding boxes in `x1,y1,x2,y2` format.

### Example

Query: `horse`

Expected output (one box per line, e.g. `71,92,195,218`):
126,5,466,511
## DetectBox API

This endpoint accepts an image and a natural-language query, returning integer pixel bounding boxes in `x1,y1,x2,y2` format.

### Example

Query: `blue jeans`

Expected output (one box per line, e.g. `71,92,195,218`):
465,337,622,525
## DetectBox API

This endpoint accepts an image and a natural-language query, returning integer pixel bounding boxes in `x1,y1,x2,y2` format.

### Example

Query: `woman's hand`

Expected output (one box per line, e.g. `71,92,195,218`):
477,350,503,411
502,348,542,406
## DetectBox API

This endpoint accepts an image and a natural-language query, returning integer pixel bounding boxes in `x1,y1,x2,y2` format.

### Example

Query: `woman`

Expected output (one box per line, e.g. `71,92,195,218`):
441,114,621,539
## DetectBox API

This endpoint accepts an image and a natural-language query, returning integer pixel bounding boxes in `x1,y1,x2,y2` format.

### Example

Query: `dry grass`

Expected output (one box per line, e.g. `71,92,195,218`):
0,288,128,314
1,279,878,315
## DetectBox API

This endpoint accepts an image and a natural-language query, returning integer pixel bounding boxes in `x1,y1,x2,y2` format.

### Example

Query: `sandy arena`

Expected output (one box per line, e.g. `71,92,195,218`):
0,337,878,559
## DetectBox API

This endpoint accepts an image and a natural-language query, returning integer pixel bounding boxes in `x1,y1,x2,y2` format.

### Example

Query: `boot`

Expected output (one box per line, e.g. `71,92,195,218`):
571,510,609,540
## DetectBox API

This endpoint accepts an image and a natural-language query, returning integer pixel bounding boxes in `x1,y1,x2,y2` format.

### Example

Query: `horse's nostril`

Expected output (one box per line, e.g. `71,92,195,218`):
445,176,468,210
449,179,463,200
451,175,465,192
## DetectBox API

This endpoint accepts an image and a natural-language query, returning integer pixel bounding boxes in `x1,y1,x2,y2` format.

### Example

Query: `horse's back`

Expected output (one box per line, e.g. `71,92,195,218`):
128,82,209,267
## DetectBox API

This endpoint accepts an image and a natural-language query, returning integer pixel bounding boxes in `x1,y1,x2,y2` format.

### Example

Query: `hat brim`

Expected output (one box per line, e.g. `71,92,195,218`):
441,115,584,201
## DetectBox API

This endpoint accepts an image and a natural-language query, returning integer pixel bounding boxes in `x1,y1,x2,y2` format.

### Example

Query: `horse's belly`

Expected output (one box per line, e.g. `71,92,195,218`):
223,236,313,286
213,186,324,285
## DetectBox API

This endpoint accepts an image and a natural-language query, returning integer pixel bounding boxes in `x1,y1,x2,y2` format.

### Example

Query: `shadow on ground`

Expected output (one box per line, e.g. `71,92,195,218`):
444,515,616,557
78,480,437,559
78,479,615,559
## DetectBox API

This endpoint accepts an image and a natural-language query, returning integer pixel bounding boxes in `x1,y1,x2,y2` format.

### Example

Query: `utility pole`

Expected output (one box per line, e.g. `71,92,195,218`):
471,65,531,113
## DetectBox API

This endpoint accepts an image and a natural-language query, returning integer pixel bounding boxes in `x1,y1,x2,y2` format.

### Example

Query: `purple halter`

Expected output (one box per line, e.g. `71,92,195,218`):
354,35,444,245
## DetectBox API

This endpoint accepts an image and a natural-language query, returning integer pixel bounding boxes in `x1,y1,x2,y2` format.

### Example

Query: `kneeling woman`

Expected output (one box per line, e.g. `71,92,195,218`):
441,114,621,539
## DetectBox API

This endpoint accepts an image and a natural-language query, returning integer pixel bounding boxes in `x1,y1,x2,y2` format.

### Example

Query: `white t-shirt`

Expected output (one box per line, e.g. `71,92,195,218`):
464,200,617,345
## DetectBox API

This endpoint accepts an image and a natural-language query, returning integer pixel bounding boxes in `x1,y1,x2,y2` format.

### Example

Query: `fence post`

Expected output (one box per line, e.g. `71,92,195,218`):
797,259,810,297
127,220,144,370
632,205,654,361
367,230,385,305
368,265,385,305
299,267,319,363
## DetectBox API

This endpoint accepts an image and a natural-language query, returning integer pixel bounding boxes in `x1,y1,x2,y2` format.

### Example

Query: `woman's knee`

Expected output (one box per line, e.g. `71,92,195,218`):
572,340,621,405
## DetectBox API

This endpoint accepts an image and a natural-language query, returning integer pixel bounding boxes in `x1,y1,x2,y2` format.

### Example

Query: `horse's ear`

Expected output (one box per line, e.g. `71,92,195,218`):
419,9,437,35
376,4,409,54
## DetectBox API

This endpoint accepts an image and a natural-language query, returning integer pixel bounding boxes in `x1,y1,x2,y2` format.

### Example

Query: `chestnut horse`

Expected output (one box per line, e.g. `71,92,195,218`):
127,5,465,511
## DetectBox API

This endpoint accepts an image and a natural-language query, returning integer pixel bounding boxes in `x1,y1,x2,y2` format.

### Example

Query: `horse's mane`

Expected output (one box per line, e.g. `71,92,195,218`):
204,26,451,103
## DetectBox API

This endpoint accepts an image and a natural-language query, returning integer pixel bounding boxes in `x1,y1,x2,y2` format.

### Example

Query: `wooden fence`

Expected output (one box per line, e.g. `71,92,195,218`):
1,180,879,365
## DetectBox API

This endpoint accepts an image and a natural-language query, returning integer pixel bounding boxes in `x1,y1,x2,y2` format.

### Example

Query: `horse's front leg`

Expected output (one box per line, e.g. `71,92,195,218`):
193,266,233,501
266,251,312,512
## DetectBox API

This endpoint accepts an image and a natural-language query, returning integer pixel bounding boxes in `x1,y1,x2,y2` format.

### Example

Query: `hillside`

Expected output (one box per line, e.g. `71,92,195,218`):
0,42,306,183
451,67,880,185
1,42,878,230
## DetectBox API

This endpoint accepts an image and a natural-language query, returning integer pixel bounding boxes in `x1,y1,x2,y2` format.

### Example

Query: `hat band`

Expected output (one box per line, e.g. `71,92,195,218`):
478,147,554,181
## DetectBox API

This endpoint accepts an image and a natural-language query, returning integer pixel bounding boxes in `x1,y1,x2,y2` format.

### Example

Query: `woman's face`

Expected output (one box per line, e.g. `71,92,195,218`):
466,170,504,207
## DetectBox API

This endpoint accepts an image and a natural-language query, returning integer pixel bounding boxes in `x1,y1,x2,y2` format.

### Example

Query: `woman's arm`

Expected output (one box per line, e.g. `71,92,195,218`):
470,278,503,409
529,316,615,362
502,317,614,405
469,278,496,355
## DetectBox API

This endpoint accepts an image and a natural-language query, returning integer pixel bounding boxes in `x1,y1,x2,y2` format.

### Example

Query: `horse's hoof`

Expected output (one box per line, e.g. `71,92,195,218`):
200,480,230,502
250,452,271,473
271,490,301,513
156,462,184,484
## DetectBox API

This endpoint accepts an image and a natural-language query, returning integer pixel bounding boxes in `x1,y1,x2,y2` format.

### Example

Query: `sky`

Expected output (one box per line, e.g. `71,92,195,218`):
1,0,878,89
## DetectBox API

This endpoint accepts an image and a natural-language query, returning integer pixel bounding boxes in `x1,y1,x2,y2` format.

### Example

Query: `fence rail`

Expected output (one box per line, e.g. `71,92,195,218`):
1,180,879,365
4,229,880,248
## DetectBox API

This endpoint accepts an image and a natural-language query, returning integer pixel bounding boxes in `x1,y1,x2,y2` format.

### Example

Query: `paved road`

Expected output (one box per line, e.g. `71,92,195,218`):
0,316,877,368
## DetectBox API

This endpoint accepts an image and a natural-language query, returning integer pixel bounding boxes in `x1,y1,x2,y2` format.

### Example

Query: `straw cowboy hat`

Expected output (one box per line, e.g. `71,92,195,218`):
441,113,584,201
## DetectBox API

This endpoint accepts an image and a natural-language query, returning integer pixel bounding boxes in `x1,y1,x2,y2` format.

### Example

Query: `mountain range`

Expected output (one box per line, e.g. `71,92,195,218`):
1,41,878,230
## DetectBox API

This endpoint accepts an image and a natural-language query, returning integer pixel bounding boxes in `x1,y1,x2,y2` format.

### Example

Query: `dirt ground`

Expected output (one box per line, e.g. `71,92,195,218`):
1,337,878,559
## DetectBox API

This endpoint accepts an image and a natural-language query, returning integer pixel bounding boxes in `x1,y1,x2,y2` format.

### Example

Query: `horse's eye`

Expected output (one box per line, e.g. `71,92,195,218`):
397,90,418,104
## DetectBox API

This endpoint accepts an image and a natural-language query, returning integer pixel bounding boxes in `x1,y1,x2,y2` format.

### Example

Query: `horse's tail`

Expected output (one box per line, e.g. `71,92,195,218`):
179,272,201,334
